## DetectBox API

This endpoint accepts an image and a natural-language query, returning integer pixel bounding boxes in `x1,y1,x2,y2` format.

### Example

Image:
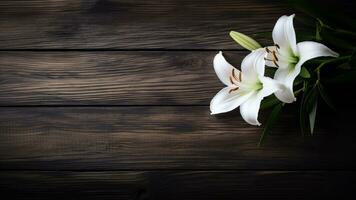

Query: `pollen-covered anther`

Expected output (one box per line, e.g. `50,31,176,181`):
230,68,241,85
229,76,235,85
264,46,280,67
232,68,238,80
265,47,271,53
228,68,241,93
229,87,239,93
272,51,278,61
273,60,280,67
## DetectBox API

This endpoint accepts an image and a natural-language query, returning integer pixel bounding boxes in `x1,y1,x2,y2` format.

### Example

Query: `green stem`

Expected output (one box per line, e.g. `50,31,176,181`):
317,68,321,81
294,88,304,96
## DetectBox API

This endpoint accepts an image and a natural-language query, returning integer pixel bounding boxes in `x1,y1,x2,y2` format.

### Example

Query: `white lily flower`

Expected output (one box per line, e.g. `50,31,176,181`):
265,14,339,103
210,50,284,126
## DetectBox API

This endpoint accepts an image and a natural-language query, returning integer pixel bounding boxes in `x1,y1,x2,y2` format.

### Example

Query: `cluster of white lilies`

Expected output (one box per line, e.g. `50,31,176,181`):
210,14,338,126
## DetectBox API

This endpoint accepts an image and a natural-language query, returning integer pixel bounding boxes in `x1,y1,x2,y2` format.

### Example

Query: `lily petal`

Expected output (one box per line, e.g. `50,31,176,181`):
241,48,266,82
265,46,290,69
297,41,339,64
213,51,241,86
273,63,300,103
210,87,253,115
272,14,298,56
239,77,283,125
274,42,338,103
240,93,263,126
258,76,285,98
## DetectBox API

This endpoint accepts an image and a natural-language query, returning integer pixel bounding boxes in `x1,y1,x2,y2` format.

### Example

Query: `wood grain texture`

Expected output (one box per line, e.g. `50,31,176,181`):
1,170,355,200
0,51,243,105
0,0,291,49
0,106,354,170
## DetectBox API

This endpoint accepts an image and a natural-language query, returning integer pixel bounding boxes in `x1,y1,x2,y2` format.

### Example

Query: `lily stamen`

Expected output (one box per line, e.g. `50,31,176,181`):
272,51,278,61
211,50,284,126
232,68,238,81
229,76,237,85
229,87,239,93
273,60,280,67
265,14,338,103
230,68,241,84
265,45,281,68
265,47,271,53
228,68,242,93
264,56,280,68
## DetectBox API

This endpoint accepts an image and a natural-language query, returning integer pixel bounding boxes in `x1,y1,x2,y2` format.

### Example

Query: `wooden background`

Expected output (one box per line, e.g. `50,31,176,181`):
0,0,355,199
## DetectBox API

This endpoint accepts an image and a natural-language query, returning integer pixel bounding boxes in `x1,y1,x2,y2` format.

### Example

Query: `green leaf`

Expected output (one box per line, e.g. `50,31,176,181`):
305,86,318,112
299,82,312,136
260,95,280,110
308,97,318,135
258,103,283,146
294,76,304,86
317,82,336,110
304,85,319,135
300,67,311,78
230,31,262,51
300,92,308,136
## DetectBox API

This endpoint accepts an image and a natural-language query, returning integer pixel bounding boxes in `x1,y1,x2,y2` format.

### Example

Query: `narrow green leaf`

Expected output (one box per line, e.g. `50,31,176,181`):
305,86,318,112
260,95,280,110
317,82,336,110
308,98,318,135
300,82,312,136
229,31,262,51
300,92,307,136
304,85,319,135
294,77,304,86
258,103,283,146
300,67,311,78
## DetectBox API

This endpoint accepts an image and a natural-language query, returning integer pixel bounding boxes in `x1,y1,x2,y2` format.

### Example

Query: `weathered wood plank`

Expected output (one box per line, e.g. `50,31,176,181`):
0,107,354,170
1,170,355,200
0,0,290,49
0,51,242,105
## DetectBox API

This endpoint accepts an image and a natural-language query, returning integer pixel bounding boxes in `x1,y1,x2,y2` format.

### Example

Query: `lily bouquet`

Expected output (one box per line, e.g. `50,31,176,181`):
210,13,355,145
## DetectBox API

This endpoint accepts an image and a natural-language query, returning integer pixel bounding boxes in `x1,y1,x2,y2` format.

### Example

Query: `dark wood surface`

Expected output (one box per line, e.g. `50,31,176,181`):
0,51,241,105
0,0,289,49
0,107,355,171
1,171,355,200
0,0,355,199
